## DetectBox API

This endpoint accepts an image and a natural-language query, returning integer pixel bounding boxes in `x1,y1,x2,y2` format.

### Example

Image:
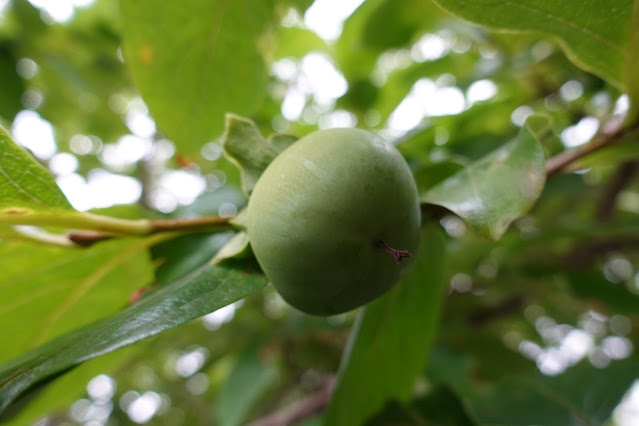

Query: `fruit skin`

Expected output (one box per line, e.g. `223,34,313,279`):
247,128,421,316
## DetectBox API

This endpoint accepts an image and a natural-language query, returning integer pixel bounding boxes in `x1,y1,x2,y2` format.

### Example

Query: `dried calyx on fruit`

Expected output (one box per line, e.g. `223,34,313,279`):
247,128,421,316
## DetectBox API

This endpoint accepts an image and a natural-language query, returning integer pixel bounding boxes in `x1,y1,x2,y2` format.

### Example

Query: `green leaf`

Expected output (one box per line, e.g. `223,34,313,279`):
151,231,235,284
274,26,327,59
410,386,477,426
0,249,267,415
422,116,547,240
0,125,73,214
2,344,140,426
467,359,639,425
336,0,443,80
221,114,296,195
324,226,446,426
215,345,278,426
212,231,251,265
119,0,273,155
625,1,639,124
365,386,478,426
564,269,639,315
0,44,24,121
432,0,634,89
0,238,155,366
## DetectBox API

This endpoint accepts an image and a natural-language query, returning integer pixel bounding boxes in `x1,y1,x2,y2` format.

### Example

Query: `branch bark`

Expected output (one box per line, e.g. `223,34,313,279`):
545,119,639,176
596,161,639,222
248,376,336,426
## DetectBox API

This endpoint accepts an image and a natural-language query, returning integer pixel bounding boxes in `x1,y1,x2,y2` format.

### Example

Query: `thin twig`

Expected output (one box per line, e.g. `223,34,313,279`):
66,215,234,247
248,376,336,426
545,125,626,176
562,237,639,267
596,161,638,222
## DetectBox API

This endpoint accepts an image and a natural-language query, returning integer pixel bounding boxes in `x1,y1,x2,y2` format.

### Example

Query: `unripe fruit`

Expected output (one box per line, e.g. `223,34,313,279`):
247,128,420,316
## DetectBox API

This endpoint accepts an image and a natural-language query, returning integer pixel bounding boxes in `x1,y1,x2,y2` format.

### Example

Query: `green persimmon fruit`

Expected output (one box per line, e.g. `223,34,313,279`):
247,128,421,316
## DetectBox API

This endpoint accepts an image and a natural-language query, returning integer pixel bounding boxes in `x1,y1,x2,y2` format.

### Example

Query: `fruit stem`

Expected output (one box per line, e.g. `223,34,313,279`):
375,240,411,264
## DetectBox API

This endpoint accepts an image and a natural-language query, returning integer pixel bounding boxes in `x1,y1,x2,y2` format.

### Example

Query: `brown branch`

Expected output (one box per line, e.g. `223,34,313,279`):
562,237,639,267
67,215,234,247
596,161,639,222
545,118,639,176
149,215,233,233
248,376,336,426
545,125,625,176
469,294,526,326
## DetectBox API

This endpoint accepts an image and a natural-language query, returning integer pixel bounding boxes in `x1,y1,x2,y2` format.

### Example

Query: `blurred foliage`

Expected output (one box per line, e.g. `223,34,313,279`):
0,0,638,425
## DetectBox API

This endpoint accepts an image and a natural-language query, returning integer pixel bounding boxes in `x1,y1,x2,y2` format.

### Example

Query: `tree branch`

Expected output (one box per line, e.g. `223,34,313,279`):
596,161,638,222
545,119,639,176
248,376,336,426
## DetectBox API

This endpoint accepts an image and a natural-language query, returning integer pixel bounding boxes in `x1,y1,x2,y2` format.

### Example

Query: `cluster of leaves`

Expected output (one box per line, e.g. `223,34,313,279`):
0,0,638,425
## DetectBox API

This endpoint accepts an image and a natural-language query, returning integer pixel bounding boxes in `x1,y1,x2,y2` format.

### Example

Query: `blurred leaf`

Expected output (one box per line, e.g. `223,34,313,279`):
0,126,72,213
14,0,130,148
365,386,477,426
3,344,140,426
221,114,295,195
422,116,547,240
175,184,247,218
336,0,443,80
325,226,446,426
215,345,278,426
369,52,481,122
625,1,639,123
119,0,273,155
398,98,521,165
363,400,419,426
0,43,23,121
564,269,639,315
467,359,639,425
274,26,327,59
433,0,634,89
0,258,266,415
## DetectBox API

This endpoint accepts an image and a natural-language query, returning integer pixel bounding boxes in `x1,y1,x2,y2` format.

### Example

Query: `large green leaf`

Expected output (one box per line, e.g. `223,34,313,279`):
0,244,267,415
324,226,446,426
0,238,155,366
433,0,634,90
119,0,274,155
422,116,547,240
0,125,72,214
467,359,639,425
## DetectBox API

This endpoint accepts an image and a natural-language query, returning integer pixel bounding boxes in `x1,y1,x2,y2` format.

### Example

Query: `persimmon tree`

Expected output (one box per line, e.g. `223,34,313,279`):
0,0,638,425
